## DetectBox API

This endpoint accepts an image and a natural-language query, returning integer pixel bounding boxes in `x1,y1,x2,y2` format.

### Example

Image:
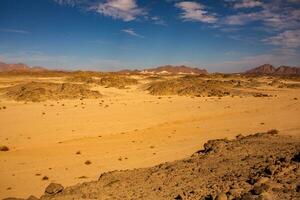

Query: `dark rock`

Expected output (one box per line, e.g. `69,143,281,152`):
45,183,64,195
174,194,183,200
0,145,9,151
292,152,300,162
296,185,300,192
264,165,276,175
204,194,213,200
251,184,269,195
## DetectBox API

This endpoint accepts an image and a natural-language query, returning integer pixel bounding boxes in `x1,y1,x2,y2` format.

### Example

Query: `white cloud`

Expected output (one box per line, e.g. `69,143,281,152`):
121,28,144,38
0,28,30,34
151,16,167,26
90,0,145,21
234,0,263,9
263,29,300,49
224,1,300,31
224,12,259,25
175,1,217,23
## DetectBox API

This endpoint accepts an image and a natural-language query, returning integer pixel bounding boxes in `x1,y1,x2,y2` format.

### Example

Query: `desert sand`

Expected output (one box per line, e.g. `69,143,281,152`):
0,74,300,199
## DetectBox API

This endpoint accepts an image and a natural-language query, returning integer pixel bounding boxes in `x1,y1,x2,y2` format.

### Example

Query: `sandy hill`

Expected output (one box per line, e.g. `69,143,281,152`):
141,65,208,75
245,64,300,75
6,131,300,200
0,62,47,72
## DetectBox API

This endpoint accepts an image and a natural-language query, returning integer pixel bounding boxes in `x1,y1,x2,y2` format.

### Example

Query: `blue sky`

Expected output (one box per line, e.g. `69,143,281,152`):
0,0,300,72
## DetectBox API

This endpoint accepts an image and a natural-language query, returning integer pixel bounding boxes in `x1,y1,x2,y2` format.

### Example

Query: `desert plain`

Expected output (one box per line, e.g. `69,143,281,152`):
0,72,300,199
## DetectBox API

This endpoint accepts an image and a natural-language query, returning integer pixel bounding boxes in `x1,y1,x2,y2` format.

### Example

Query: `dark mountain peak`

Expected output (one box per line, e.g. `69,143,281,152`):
245,64,276,74
245,64,300,76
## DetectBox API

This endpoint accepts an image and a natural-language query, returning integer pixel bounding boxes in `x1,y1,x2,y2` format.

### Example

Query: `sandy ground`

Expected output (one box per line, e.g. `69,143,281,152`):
0,77,300,198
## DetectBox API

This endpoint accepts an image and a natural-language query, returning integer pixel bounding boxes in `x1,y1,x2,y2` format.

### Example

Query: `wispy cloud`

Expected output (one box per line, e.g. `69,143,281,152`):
175,1,217,23
224,12,259,25
234,0,263,9
53,0,146,22
53,0,87,7
224,0,300,31
0,28,30,34
121,28,144,38
262,29,300,49
90,0,145,22
151,16,167,26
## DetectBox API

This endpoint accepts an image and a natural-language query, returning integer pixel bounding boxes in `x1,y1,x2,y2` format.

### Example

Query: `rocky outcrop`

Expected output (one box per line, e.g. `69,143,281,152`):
7,130,299,200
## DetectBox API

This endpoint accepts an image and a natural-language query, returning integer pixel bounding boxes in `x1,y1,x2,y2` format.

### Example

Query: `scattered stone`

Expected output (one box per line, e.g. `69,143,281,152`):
266,129,278,135
45,183,64,195
42,176,49,180
264,165,277,175
0,145,9,151
78,176,88,179
174,194,183,200
84,160,92,165
292,152,300,162
251,184,270,195
236,134,244,140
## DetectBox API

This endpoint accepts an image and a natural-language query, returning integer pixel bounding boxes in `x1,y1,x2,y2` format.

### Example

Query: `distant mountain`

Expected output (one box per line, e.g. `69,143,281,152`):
245,64,300,75
273,66,300,75
245,64,276,75
116,69,140,75
0,62,47,72
141,65,208,75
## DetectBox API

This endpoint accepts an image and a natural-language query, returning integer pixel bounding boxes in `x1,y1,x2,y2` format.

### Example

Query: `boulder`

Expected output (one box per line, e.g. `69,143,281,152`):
45,183,64,195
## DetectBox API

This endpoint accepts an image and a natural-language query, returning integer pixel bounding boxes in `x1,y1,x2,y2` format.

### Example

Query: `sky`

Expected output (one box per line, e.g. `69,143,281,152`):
0,0,300,72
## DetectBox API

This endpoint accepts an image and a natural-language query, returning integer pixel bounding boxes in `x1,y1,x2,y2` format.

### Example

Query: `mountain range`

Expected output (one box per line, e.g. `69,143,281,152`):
1,61,300,76
0,62,47,72
244,64,300,75
140,65,208,75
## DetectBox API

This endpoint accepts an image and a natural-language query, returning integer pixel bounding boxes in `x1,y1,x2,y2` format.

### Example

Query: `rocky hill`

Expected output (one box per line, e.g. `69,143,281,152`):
6,130,300,200
245,64,300,75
